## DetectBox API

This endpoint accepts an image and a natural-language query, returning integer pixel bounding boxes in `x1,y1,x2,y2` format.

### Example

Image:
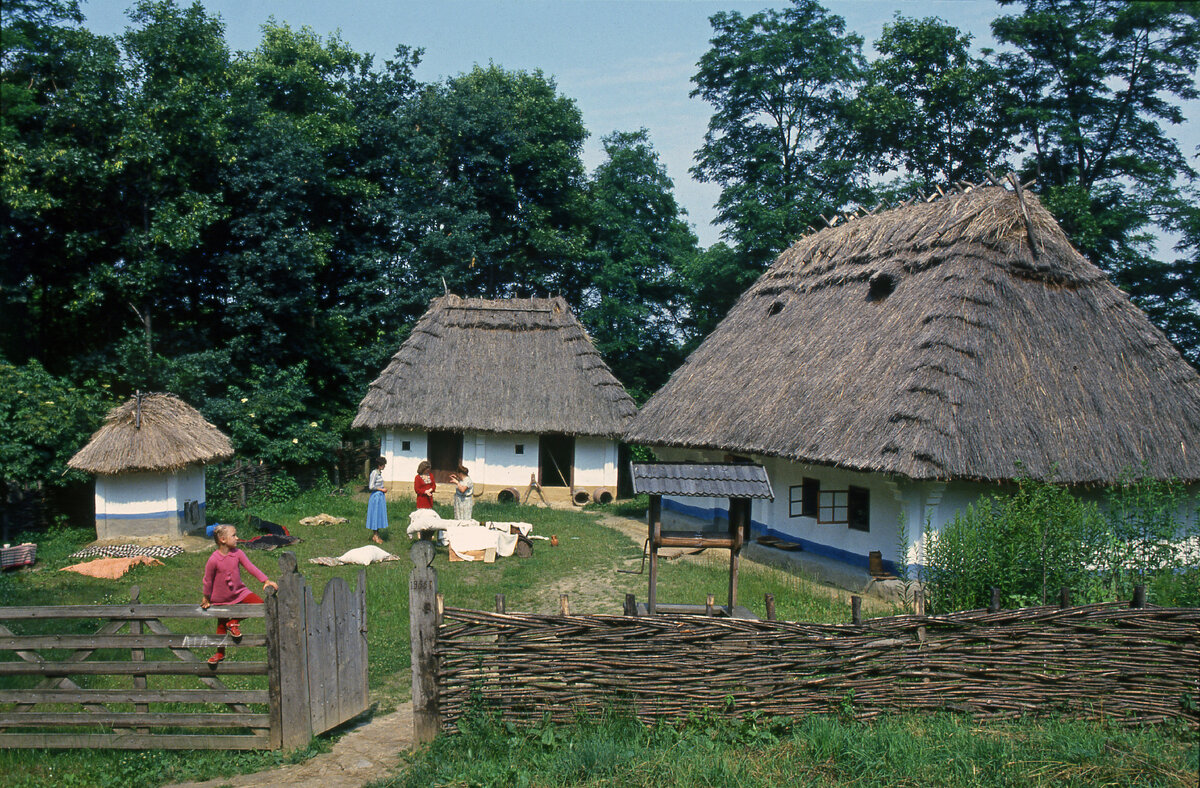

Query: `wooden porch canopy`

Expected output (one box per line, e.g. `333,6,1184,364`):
630,462,773,617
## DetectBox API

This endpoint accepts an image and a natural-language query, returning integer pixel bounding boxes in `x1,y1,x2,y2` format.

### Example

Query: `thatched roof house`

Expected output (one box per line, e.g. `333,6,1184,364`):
70,394,234,474
626,184,1200,576
70,393,232,539
355,295,636,499
628,185,1200,485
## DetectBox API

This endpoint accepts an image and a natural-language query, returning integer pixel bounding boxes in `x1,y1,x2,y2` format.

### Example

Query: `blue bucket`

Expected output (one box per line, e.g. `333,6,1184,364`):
205,523,219,538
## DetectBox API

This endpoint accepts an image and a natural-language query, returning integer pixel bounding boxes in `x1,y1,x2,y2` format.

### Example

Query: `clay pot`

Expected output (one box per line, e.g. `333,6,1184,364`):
550,535,559,547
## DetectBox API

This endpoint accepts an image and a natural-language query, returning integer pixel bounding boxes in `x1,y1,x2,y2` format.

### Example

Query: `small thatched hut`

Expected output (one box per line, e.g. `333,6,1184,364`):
69,393,233,539
626,184,1200,574
354,295,636,500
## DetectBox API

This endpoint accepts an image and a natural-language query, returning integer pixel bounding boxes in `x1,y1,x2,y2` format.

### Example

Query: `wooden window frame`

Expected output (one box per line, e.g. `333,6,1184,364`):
788,485,803,517
514,443,525,455
789,478,822,518
801,477,820,518
401,440,411,452
848,485,870,532
818,490,848,525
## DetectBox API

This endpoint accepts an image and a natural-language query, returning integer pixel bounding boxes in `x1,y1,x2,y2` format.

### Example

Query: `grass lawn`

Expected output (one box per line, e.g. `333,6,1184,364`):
2,486,1196,786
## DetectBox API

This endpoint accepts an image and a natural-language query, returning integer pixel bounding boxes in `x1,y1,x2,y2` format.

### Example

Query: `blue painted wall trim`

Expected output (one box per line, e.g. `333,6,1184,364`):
96,502,205,520
662,497,901,576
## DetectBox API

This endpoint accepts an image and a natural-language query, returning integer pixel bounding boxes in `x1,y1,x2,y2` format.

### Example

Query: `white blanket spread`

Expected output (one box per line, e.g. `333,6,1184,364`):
406,510,531,559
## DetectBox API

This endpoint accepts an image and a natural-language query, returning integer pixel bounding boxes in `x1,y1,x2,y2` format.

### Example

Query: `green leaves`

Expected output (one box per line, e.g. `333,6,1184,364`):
692,0,866,267
0,359,113,488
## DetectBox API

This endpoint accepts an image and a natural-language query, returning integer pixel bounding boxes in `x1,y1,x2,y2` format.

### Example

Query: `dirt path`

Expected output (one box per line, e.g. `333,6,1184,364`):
163,704,412,788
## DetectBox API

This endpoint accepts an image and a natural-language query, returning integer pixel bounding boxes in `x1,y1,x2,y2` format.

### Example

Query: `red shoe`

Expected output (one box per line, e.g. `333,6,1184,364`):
227,622,241,638
207,652,225,665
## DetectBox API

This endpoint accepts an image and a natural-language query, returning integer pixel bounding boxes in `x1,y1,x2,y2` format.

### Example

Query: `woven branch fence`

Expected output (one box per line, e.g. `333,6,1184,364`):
429,603,1199,733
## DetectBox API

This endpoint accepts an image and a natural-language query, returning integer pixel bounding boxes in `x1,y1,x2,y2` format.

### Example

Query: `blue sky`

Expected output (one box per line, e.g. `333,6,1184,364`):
81,1,1196,251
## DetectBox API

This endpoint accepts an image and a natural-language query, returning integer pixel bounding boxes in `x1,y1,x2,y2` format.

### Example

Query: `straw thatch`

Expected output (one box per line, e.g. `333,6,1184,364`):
68,394,234,475
626,185,1200,484
353,295,636,437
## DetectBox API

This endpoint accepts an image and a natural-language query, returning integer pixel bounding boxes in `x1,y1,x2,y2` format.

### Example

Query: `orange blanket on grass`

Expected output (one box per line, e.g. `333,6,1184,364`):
60,555,164,579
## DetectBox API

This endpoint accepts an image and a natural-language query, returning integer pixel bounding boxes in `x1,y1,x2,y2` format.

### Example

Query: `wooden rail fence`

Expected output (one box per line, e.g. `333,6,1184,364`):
408,545,1200,739
0,552,367,750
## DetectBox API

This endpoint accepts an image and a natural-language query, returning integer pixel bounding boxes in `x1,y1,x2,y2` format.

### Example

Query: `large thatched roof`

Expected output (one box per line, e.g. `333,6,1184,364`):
626,185,1200,484
69,393,234,475
353,295,636,437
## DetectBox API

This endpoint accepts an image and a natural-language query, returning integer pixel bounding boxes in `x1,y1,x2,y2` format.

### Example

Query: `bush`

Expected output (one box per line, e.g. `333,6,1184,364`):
0,359,115,489
921,468,1199,612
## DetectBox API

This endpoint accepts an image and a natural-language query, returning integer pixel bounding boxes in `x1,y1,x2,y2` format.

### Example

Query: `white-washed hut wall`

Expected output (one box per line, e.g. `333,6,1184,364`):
572,437,617,488
94,466,204,539
478,432,540,487
381,429,426,484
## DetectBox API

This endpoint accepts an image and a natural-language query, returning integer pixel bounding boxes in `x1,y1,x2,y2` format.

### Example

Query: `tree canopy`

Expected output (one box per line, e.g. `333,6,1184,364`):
2,0,1197,489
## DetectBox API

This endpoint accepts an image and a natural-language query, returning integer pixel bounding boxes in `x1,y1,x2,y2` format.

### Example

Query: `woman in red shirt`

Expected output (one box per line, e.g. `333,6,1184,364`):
414,460,436,508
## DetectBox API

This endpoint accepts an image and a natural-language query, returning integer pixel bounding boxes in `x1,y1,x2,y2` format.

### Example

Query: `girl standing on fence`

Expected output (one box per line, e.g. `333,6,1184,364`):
367,456,389,544
414,460,436,509
201,525,277,664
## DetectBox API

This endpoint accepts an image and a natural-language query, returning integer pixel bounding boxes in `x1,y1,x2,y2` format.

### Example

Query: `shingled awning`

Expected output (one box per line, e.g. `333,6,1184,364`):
630,462,774,499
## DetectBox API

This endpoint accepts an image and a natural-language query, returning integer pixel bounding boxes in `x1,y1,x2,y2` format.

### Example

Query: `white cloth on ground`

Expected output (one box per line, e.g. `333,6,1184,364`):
405,510,530,557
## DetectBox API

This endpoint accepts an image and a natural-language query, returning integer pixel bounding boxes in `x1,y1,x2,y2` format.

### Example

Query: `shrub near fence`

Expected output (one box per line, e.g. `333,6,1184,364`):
410,546,1199,736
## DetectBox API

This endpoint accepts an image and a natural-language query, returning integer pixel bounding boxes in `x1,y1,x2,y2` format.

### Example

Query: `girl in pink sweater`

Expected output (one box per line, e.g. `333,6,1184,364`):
201,525,277,664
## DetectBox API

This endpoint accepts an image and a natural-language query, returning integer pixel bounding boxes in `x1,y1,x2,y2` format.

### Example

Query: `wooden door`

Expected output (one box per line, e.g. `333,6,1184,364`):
428,431,462,484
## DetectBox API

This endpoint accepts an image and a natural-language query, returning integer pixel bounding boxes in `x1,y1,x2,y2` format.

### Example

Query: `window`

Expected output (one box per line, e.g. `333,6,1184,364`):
802,477,819,518
789,485,803,517
515,444,525,455
848,486,870,532
818,490,848,524
401,440,411,452
789,477,821,518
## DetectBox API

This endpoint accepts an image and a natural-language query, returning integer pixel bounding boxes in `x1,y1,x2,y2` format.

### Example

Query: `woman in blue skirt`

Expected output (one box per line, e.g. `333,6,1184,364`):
366,456,389,544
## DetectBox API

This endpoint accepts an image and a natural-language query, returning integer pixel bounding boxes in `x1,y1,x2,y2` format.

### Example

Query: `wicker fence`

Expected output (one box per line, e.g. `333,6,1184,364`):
408,547,1199,738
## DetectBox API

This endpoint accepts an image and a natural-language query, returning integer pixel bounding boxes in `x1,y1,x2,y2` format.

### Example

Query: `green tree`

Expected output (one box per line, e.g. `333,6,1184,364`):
0,359,113,489
583,130,698,401
691,0,867,272
851,14,1015,185
104,0,232,384
992,0,1200,363
407,65,592,303
1,0,125,372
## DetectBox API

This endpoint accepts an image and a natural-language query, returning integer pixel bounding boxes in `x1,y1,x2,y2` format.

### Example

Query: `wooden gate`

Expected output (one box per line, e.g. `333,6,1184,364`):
269,553,368,749
0,552,367,750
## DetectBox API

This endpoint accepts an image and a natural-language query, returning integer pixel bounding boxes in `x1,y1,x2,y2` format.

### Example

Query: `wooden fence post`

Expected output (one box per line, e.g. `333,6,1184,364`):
624,594,637,616
1059,588,1071,609
270,552,311,750
1131,585,1146,608
988,587,1001,613
764,593,776,621
129,586,148,733
410,540,439,745
495,594,505,614
850,596,862,625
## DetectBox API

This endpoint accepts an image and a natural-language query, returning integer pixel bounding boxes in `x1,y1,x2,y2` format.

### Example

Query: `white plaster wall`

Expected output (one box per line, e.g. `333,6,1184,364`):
572,437,617,488
764,460,904,564
381,429,427,484
96,467,207,516
97,472,170,517
478,432,540,487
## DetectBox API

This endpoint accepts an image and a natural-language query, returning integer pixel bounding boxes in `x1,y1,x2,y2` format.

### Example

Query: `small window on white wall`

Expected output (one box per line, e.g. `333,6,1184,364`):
818,490,848,524
401,440,411,452
515,444,525,455
789,485,804,517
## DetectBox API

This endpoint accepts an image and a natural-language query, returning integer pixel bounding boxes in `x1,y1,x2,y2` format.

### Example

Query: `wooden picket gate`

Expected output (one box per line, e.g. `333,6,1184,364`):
0,552,367,750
